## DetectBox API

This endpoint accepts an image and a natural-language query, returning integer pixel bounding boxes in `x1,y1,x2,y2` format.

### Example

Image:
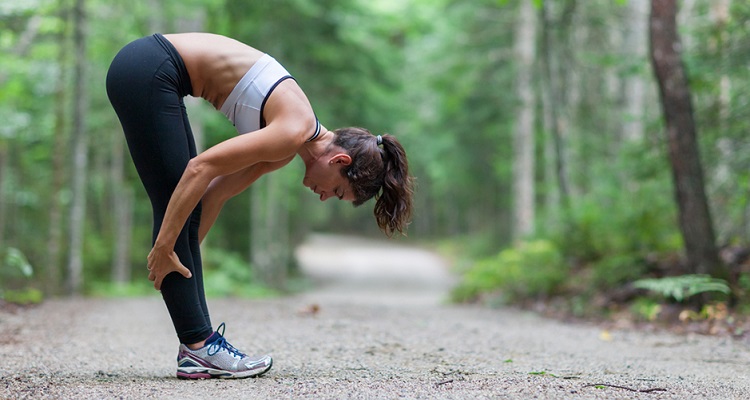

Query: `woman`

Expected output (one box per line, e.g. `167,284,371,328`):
106,32,413,379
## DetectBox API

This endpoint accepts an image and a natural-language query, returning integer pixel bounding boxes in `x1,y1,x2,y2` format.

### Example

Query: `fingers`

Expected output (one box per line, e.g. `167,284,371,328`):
148,268,192,291
178,265,193,279
148,270,158,290
147,250,192,291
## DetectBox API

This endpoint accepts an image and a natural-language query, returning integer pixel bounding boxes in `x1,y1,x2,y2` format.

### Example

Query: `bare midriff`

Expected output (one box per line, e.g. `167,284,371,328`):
163,33,265,110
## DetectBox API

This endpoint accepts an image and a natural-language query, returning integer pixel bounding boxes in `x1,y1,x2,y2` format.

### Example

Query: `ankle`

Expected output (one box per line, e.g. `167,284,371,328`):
186,340,206,350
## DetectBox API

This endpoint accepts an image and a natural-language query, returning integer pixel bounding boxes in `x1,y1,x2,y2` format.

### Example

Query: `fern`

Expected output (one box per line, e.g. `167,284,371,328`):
3,247,33,279
633,274,730,302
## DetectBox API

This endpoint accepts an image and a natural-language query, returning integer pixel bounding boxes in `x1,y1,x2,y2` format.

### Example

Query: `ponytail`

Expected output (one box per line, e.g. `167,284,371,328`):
374,134,414,236
331,127,414,236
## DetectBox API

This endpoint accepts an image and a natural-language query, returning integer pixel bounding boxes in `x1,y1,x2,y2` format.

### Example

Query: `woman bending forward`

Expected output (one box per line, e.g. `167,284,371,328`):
106,32,413,379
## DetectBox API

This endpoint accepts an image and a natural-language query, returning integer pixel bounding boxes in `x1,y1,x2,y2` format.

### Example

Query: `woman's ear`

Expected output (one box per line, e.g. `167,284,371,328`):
329,153,352,165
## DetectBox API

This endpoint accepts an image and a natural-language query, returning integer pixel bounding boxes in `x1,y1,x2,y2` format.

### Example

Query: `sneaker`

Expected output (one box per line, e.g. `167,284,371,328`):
176,323,273,379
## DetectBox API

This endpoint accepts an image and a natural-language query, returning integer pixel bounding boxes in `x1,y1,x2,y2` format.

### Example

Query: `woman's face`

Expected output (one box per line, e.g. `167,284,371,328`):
302,153,356,202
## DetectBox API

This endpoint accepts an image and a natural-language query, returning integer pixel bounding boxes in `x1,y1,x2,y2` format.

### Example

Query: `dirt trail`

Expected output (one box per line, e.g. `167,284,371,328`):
1,234,749,399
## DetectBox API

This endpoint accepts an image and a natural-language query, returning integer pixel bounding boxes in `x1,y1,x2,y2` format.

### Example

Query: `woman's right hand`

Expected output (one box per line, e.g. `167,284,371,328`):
147,246,192,290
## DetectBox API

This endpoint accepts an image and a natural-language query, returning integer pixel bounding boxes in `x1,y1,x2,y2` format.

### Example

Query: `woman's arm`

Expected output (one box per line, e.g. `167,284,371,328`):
147,122,307,289
198,156,294,244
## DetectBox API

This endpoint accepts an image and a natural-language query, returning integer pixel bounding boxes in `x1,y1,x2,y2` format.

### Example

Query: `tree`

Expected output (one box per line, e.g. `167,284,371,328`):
621,0,649,143
649,0,725,277
540,0,575,215
67,0,88,294
512,0,537,239
47,0,71,294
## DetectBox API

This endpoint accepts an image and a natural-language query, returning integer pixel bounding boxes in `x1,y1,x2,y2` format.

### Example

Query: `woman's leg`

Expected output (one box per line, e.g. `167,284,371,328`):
183,107,211,330
106,35,212,344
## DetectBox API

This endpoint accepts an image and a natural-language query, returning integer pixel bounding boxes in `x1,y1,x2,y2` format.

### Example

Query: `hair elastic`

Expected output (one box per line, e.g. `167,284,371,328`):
376,135,383,146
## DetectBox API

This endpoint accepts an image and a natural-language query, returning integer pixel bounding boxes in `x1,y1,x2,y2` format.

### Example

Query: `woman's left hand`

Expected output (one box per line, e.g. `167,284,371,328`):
147,246,192,290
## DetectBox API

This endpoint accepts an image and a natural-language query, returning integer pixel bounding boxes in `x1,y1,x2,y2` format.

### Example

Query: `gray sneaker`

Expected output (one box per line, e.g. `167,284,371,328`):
176,323,273,379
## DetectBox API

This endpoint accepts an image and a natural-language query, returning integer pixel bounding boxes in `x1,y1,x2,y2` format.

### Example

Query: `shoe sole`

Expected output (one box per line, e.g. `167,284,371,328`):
176,358,273,379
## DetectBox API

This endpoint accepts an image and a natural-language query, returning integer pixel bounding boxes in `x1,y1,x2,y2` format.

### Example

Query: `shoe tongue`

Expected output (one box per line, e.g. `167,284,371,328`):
204,331,221,345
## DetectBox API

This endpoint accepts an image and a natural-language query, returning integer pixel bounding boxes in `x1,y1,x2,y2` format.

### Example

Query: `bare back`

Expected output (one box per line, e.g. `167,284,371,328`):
164,33,265,110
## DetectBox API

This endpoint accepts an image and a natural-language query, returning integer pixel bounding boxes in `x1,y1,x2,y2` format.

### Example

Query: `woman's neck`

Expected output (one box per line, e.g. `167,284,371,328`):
298,129,334,165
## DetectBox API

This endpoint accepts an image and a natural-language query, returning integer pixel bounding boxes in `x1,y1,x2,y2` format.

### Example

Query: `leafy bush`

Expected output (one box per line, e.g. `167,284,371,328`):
591,254,647,288
202,248,277,298
630,297,662,321
89,280,158,298
3,288,43,304
451,240,566,303
88,249,278,299
435,233,505,276
549,173,683,293
558,190,682,265
739,274,750,310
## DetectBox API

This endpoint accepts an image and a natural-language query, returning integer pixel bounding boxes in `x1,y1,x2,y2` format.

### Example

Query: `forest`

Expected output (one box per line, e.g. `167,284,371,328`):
1,0,749,323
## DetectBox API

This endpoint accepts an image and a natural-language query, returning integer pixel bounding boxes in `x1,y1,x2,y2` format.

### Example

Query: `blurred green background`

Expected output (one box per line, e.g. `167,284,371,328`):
1,0,749,319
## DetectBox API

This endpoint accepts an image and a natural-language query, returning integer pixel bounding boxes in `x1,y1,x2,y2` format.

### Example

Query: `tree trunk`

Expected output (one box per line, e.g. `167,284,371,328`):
622,0,649,143
67,0,88,295
512,0,537,240
540,0,573,212
47,0,71,295
649,0,724,277
0,146,6,253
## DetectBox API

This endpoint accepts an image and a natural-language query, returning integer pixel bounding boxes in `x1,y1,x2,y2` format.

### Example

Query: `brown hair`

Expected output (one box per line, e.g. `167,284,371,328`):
332,127,414,237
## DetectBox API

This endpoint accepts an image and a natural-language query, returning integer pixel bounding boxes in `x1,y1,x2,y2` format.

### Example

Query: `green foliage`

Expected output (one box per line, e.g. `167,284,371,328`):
2,0,750,303
436,233,503,267
739,274,750,296
2,288,43,305
591,254,646,288
451,240,566,303
633,275,731,303
87,250,279,298
0,247,42,304
88,281,157,298
558,180,681,264
549,140,683,290
83,227,115,282
2,247,33,279
629,297,662,321
734,274,750,314
202,248,278,298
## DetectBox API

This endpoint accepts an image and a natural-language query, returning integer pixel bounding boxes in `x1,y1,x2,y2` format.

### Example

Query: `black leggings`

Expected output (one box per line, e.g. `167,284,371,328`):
106,34,213,344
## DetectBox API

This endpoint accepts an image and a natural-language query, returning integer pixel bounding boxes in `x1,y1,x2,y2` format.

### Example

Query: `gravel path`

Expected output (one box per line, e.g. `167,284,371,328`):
2,234,750,399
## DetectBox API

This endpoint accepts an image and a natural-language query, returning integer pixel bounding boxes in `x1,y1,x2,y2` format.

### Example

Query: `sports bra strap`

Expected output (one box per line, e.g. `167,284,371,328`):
306,118,321,142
